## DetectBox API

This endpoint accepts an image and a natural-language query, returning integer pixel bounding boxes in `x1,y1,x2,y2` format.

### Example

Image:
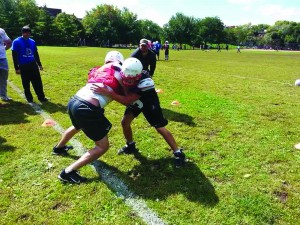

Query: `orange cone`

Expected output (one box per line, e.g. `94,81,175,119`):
171,100,180,105
42,119,56,127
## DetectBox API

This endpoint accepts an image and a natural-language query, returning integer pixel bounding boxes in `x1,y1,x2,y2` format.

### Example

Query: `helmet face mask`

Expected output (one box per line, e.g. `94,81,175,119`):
120,58,143,87
105,51,124,65
120,72,142,87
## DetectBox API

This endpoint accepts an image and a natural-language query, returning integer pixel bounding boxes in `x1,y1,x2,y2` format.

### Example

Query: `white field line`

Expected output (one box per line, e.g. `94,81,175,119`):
8,81,167,225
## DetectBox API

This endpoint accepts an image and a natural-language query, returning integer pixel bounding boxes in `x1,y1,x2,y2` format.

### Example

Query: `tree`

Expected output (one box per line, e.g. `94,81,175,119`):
34,6,56,45
15,0,40,29
138,19,162,43
53,13,85,46
0,0,21,38
82,4,122,46
118,8,141,46
163,13,197,46
197,17,225,46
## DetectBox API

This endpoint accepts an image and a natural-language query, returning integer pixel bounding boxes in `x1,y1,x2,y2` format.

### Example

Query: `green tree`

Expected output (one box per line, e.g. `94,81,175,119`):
15,0,40,29
163,13,197,46
139,19,162,43
118,8,141,46
197,17,225,46
54,13,85,46
34,7,56,45
82,4,122,46
0,0,21,38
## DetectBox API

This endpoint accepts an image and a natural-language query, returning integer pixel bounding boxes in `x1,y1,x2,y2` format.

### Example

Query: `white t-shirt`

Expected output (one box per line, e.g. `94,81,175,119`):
0,28,10,59
76,83,113,108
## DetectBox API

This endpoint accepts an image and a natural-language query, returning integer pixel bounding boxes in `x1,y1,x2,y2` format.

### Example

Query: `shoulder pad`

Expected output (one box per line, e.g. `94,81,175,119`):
137,78,155,91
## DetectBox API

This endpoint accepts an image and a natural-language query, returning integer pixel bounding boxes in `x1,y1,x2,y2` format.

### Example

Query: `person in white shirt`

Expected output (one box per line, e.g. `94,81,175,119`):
0,28,12,102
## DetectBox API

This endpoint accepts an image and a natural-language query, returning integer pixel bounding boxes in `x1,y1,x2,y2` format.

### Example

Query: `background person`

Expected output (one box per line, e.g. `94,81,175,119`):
131,38,156,77
0,28,12,101
164,41,170,60
11,25,48,103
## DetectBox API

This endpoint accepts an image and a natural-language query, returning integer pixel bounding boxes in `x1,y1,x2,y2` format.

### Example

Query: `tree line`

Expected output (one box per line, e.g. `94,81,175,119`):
1,0,299,50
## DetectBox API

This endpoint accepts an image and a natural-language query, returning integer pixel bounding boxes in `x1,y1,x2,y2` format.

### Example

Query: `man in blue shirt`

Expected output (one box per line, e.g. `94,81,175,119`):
11,26,48,103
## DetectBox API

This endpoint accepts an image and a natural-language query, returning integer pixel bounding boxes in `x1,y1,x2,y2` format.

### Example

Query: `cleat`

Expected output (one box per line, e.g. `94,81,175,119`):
53,145,73,156
118,142,137,155
174,149,185,168
1,96,12,101
58,169,87,184
39,97,50,102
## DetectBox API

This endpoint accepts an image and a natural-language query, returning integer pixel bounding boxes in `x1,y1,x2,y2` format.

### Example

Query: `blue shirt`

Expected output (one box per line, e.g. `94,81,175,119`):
11,37,37,65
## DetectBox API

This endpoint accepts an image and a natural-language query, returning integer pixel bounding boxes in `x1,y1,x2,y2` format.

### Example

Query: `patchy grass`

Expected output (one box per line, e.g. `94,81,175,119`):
0,47,300,224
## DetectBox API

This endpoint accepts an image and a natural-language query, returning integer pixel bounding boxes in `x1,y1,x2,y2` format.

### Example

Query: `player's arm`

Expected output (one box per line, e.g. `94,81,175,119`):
90,84,140,106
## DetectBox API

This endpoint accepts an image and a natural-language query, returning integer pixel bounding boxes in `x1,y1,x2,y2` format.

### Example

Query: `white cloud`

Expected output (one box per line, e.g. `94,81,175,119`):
257,4,300,22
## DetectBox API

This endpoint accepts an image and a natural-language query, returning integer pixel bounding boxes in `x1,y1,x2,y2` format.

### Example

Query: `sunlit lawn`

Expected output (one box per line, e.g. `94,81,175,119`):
0,47,300,224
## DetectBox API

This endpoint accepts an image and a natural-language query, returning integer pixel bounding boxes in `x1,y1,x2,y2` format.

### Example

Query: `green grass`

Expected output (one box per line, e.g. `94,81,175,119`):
1,47,300,224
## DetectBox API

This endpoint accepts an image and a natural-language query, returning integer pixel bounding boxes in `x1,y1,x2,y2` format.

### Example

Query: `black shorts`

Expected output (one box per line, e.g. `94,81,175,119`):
68,96,112,141
125,89,168,128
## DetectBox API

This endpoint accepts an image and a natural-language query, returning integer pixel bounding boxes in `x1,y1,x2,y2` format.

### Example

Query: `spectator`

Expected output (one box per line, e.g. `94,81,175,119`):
11,25,48,103
237,45,241,53
164,41,169,60
131,39,156,77
0,28,12,102
155,41,162,61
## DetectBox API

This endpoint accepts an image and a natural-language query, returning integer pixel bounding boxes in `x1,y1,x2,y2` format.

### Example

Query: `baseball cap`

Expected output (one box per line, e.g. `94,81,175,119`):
140,39,148,45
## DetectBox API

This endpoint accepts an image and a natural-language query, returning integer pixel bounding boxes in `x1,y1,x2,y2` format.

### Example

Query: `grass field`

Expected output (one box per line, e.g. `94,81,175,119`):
1,47,300,225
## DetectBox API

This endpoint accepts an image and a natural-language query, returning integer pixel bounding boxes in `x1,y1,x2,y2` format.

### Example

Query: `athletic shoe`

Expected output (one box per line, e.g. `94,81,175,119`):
58,169,87,184
117,142,137,155
52,145,73,156
1,96,12,101
174,149,185,168
39,97,50,102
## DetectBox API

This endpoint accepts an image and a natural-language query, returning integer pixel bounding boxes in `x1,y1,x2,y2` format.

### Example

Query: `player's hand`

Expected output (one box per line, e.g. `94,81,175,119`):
90,83,111,95
39,66,43,71
15,69,20,74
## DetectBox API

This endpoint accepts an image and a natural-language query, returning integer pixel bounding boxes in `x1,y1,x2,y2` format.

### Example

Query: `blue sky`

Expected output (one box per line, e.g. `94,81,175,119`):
36,0,300,27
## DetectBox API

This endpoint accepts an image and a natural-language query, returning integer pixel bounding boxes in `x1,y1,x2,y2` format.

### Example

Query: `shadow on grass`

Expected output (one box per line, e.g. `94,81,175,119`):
56,146,218,206
39,101,68,114
162,108,196,126
92,152,218,207
129,151,219,206
0,100,36,125
0,100,69,126
0,136,16,153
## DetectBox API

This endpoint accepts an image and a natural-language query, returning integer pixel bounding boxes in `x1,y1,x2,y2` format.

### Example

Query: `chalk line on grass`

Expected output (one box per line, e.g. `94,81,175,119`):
8,81,167,225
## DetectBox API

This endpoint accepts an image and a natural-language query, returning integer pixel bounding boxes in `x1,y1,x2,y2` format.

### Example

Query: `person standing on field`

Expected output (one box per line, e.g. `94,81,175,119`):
0,28,12,102
131,39,156,77
11,25,48,103
164,41,170,60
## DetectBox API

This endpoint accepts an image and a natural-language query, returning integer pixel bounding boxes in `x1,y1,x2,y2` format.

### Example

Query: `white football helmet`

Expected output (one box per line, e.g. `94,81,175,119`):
104,51,124,65
120,58,143,87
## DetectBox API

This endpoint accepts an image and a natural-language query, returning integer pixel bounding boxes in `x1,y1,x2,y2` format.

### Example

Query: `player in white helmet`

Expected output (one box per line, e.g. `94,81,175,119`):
53,55,143,183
